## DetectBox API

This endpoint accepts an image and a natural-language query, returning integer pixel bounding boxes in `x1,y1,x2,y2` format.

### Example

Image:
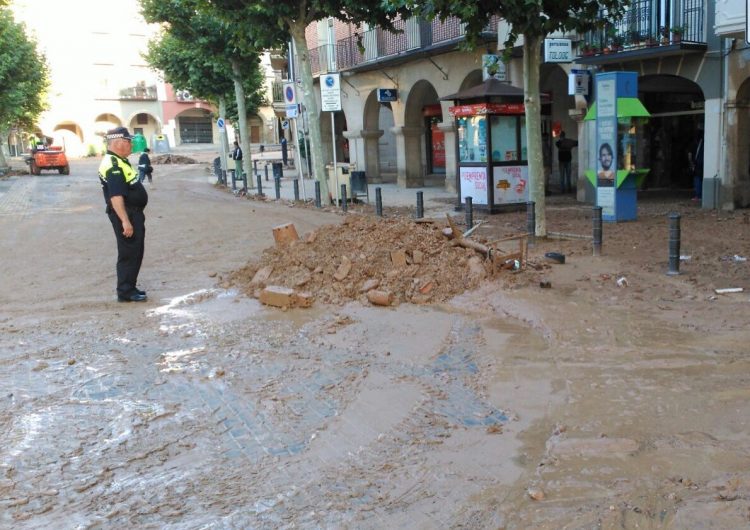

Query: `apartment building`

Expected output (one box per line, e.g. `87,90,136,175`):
290,4,748,208
7,0,282,158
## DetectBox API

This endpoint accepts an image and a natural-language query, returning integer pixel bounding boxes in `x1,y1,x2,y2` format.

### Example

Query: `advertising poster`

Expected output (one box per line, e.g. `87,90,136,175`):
493,165,529,204
596,76,617,185
459,166,488,204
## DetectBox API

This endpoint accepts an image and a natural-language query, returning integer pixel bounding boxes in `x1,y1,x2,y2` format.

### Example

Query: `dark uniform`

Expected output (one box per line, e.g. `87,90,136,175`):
99,150,148,300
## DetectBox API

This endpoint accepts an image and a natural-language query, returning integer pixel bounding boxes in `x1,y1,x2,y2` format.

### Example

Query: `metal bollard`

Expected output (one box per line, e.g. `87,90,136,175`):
230,169,236,191
592,206,602,256
526,201,536,246
293,179,299,201
416,191,424,219
221,169,227,187
465,196,473,229
253,159,258,177
314,181,321,208
667,212,681,275
341,184,348,212
274,175,281,199
256,172,263,197
264,164,269,182
375,187,383,217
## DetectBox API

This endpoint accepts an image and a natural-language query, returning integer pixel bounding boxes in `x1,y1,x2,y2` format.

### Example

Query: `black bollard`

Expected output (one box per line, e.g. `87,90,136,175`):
264,163,269,182
221,169,227,187
667,212,681,275
253,159,258,177
230,169,236,191
293,179,300,201
465,196,473,229
375,187,383,217
256,172,263,197
341,184,348,212
526,201,536,246
592,206,603,256
274,175,281,199
314,181,321,208
416,191,424,219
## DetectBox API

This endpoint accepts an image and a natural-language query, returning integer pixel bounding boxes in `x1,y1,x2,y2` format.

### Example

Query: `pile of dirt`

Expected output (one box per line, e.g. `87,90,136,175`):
229,215,533,306
152,154,198,165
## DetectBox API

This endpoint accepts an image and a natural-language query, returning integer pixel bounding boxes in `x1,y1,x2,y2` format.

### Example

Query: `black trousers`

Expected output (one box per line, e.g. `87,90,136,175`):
108,207,145,297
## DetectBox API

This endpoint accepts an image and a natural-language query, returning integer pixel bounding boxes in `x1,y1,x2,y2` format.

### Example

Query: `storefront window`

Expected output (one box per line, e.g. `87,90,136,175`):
457,116,488,162
490,115,527,162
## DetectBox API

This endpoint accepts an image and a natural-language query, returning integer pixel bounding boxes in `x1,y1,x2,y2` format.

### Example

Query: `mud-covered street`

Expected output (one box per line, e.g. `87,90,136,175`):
1,158,749,529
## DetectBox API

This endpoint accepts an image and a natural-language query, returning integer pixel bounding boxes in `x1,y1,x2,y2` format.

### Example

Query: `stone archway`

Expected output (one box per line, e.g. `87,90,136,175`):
727,78,750,206
639,74,704,190
126,112,162,148
401,80,440,187
360,90,392,183
52,122,85,157
541,64,575,193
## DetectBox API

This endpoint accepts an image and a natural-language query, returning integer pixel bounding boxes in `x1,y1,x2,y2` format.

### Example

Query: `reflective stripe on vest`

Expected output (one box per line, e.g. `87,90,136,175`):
98,154,136,184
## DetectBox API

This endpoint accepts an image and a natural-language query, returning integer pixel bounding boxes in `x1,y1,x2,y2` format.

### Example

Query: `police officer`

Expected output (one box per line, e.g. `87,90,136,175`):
99,127,148,302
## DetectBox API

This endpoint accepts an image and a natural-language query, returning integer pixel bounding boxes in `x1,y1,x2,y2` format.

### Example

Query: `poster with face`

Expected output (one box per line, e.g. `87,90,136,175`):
596,76,617,185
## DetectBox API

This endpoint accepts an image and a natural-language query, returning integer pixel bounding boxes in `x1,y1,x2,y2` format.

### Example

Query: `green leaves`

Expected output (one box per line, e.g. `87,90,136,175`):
0,9,49,131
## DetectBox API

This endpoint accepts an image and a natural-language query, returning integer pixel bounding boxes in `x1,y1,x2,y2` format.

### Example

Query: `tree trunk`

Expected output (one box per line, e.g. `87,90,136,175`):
218,98,230,177
230,59,251,182
289,20,329,202
0,139,9,173
523,35,546,237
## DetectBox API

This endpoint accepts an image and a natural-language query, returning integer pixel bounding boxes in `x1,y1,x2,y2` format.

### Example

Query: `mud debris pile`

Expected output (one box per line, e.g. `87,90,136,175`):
152,154,198,165
230,215,524,306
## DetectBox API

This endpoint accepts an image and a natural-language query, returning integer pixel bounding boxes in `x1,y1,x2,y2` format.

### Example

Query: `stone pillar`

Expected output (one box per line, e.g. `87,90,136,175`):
723,100,750,208
438,121,457,193
360,129,384,183
392,126,424,188
342,130,361,167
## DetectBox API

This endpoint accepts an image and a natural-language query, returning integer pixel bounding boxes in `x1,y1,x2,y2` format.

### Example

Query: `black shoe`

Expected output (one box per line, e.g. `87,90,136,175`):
118,292,147,302
135,288,146,296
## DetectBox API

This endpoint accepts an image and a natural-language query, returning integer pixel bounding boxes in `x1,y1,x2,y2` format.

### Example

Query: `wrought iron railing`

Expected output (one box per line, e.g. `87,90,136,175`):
271,81,284,103
309,16,499,76
579,0,705,56
118,84,158,100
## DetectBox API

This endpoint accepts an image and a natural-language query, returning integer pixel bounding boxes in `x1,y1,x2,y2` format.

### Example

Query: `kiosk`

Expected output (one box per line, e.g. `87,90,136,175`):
442,80,530,213
584,72,650,222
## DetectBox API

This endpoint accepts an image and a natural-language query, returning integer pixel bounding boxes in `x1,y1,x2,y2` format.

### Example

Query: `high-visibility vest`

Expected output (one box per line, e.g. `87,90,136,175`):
98,154,136,185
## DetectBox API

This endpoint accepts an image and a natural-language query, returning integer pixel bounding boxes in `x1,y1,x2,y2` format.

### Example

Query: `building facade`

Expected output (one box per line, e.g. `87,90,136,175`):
7,0,281,158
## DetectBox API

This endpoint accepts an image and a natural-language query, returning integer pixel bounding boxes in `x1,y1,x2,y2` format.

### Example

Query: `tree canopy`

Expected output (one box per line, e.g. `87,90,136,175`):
0,8,49,133
140,0,266,120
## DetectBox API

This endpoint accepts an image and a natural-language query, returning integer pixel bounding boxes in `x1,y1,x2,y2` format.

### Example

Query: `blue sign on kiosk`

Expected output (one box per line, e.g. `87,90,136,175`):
584,72,650,222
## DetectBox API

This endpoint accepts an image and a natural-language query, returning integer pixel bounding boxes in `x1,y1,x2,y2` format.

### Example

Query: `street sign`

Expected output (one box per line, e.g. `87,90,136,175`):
217,117,225,130
544,39,573,63
320,73,341,112
281,120,289,130
283,82,298,118
377,88,397,102
568,69,590,96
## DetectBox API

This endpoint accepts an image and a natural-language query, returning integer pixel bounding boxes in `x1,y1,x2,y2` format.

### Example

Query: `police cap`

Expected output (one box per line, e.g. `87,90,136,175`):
105,127,133,140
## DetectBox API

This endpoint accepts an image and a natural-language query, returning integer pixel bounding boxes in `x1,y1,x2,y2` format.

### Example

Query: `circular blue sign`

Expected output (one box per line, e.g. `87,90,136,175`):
285,86,294,102
325,76,335,88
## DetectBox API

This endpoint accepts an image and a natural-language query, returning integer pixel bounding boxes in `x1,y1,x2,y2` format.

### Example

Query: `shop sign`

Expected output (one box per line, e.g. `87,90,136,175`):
569,69,590,96
449,102,525,117
482,55,507,81
544,39,573,63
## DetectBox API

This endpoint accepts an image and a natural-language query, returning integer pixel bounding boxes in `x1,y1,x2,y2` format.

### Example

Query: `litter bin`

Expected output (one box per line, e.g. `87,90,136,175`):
272,162,283,180
326,163,355,202
151,134,170,154
132,133,147,153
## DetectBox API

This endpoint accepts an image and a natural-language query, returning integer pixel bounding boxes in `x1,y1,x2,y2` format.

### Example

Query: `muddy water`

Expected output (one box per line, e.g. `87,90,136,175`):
1,287,555,528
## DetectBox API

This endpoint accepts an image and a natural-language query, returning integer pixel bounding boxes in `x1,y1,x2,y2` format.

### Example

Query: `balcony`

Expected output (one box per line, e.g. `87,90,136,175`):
575,0,707,65
308,16,499,76
118,84,158,101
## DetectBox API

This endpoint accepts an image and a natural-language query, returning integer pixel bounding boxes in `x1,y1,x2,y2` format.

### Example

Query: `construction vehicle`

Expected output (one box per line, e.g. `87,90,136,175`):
24,144,70,175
